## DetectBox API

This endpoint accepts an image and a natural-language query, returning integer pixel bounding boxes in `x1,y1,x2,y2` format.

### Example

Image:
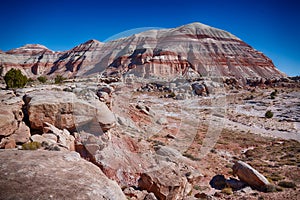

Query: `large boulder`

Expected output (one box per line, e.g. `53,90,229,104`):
24,91,115,132
138,165,193,200
0,150,126,200
232,160,270,191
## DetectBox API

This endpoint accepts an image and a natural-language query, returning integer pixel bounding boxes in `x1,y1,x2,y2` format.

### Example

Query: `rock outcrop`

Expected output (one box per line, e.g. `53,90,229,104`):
0,90,24,137
24,90,115,132
0,22,285,82
0,105,20,136
0,90,31,149
0,150,126,200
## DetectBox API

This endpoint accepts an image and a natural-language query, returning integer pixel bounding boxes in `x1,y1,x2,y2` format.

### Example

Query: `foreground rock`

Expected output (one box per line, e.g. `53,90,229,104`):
232,160,270,191
24,90,116,132
0,150,126,200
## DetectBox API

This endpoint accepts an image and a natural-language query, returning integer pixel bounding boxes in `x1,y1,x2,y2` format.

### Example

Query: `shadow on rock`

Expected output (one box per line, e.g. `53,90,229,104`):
209,174,247,191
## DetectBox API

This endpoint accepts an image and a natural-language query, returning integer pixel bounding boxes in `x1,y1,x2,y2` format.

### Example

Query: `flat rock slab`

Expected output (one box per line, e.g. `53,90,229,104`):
0,150,126,200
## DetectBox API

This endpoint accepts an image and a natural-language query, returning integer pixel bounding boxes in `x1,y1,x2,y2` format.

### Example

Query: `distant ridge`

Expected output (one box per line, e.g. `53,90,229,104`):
0,22,285,81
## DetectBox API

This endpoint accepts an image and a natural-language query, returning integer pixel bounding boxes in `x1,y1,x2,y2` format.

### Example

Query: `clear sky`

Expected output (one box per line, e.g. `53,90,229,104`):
1,0,299,76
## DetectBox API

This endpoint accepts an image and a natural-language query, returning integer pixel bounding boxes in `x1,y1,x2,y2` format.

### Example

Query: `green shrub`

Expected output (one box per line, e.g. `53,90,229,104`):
183,152,201,161
221,187,233,195
37,76,47,83
168,92,176,98
268,173,285,181
270,90,278,99
54,75,66,84
193,185,200,190
4,68,28,88
278,181,296,188
22,141,41,150
264,184,277,192
265,110,274,118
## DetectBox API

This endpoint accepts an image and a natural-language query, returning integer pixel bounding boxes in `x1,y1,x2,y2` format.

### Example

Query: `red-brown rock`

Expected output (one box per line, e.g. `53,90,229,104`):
24,90,115,132
232,160,270,190
9,122,31,144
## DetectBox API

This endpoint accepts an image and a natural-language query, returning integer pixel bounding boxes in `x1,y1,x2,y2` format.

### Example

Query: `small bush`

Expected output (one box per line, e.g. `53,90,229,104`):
265,110,274,118
4,68,28,88
268,173,285,181
270,90,278,99
221,187,233,195
37,76,47,83
193,185,201,190
153,140,165,146
22,141,41,150
244,95,254,100
168,92,176,98
264,184,277,193
183,152,201,161
54,75,66,84
278,181,296,188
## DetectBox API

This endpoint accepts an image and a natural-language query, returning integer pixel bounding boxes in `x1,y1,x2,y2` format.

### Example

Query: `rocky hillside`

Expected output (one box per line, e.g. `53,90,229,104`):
0,22,285,82
0,77,299,199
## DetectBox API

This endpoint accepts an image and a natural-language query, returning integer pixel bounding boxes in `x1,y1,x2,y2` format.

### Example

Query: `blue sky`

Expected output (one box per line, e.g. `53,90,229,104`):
1,0,299,76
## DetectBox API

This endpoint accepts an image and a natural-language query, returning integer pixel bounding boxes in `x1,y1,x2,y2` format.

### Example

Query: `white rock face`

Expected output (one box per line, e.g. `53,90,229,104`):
0,22,285,81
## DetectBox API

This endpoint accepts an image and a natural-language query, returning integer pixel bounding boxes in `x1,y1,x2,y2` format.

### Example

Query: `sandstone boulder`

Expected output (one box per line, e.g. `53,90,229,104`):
138,166,192,200
92,134,146,186
232,160,270,191
0,150,126,200
24,91,115,132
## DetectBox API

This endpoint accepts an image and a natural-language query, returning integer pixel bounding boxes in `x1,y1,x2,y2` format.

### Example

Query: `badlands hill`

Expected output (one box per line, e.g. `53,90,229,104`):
0,22,285,81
